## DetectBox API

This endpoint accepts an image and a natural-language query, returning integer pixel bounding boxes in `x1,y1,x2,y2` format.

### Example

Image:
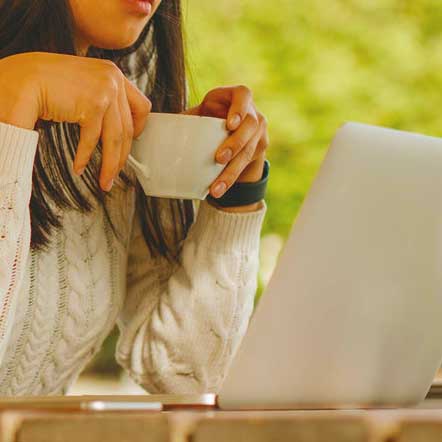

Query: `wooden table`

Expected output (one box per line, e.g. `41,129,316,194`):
3,400,442,442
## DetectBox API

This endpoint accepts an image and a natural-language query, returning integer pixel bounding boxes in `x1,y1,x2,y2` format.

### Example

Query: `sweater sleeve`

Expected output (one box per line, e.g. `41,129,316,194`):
116,197,267,394
0,121,39,361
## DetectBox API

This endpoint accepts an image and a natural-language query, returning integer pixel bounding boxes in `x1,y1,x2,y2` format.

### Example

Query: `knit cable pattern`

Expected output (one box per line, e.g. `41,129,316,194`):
0,120,267,395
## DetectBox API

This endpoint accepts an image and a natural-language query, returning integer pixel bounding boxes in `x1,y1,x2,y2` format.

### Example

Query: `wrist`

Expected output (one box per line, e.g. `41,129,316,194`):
206,158,269,212
0,108,37,131
0,54,40,130
206,197,263,213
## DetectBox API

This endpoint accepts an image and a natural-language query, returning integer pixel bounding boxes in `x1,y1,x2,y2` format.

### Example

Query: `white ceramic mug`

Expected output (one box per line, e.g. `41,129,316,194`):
127,112,228,199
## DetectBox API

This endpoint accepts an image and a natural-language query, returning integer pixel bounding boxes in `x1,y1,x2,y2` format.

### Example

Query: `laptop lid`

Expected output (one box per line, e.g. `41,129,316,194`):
218,122,442,409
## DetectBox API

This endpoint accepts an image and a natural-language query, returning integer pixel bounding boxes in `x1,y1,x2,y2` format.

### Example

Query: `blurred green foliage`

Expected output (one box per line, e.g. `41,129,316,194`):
185,0,442,238
87,0,442,375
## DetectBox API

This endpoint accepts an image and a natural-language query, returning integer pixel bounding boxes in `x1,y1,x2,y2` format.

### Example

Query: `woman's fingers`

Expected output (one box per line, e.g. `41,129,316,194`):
181,85,269,199
74,76,150,187
226,85,254,131
198,100,229,119
124,76,151,138
118,84,134,172
210,137,259,198
74,115,103,175
1,54,151,188
211,113,267,198
215,112,259,164
100,98,124,192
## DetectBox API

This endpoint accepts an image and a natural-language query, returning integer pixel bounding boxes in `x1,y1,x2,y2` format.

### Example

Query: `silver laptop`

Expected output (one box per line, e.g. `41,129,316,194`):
3,122,442,411
218,122,442,409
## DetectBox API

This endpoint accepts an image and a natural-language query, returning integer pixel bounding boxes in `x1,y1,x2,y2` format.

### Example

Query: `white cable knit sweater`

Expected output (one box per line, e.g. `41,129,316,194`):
0,120,266,396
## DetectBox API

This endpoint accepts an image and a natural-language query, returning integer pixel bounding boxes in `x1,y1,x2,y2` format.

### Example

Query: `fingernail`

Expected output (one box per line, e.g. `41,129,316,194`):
75,166,85,176
217,148,233,164
104,178,114,192
212,181,227,198
229,114,241,130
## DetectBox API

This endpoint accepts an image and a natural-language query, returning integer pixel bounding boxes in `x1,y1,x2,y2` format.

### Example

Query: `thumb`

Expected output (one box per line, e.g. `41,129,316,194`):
124,77,152,138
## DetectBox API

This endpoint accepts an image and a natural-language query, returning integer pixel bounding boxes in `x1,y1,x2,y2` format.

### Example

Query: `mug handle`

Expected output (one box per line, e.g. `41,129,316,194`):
127,154,151,187
127,154,150,178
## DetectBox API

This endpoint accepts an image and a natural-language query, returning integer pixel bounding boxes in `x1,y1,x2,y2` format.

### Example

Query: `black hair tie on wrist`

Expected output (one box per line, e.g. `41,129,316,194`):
206,159,270,207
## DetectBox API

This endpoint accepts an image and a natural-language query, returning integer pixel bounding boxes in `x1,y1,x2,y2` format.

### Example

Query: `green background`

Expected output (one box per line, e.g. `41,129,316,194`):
84,0,442,376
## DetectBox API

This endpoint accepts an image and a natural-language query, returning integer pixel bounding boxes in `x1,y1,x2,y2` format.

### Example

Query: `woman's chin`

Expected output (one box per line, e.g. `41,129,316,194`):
96,37,140,50
88,28,144,50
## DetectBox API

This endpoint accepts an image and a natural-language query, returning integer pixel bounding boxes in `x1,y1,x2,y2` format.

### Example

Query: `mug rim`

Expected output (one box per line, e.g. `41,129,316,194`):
149,111,226,123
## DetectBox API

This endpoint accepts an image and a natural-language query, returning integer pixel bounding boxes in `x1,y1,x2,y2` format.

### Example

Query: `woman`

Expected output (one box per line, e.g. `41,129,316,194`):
0,0,269,395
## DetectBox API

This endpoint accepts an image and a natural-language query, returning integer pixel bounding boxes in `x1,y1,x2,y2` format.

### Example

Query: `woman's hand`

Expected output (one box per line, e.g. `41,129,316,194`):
0,52,151,192
183,85,269,209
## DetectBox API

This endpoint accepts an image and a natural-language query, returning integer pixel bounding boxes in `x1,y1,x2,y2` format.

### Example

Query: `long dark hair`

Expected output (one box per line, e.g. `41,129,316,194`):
0,0,194,262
